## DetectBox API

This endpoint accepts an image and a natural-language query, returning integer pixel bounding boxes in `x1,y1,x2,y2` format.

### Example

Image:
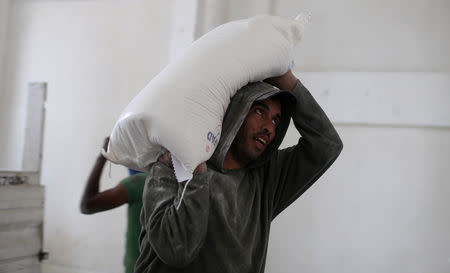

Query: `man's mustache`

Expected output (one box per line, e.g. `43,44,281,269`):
253,131,270,138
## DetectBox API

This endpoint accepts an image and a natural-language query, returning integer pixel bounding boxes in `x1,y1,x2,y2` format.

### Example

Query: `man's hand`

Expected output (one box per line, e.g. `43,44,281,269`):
158,151,174,169
158,152,207,174
264,70,297,91
193,162,207,174
97,137,110,163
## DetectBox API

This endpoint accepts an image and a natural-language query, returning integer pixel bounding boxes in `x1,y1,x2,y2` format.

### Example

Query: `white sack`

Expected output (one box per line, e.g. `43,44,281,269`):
103,13,310,181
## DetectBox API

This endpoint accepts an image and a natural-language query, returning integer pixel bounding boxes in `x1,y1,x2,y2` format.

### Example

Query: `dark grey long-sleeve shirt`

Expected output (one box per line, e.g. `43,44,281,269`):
135,79,343,273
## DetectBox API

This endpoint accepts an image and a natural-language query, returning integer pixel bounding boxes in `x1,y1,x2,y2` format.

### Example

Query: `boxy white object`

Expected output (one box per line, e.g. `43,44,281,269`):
103,13,310,182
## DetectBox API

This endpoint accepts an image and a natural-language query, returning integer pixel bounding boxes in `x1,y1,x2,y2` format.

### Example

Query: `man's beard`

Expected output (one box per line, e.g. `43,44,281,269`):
229,137,261,167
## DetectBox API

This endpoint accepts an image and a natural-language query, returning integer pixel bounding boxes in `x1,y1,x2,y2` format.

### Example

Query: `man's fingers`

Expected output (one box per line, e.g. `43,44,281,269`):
158,152,174,169
157,153,205,174
194,162,207,174
264,70,296,91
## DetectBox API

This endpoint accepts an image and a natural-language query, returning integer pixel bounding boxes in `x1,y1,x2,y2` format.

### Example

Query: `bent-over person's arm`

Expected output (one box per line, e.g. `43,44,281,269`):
80,137,128,214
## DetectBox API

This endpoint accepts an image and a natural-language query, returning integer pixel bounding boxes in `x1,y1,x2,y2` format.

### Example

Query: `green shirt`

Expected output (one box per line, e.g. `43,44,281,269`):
121,173,146,273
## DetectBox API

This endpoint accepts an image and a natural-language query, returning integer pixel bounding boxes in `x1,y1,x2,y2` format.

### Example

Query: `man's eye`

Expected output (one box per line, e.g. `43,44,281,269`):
255,108,263,115
272,119,279,125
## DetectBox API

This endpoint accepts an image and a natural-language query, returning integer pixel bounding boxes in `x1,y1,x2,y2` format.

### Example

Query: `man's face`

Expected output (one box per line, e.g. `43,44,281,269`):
230,98,282,164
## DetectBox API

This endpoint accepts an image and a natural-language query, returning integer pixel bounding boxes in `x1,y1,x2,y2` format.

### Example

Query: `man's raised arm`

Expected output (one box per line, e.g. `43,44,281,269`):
265,71,343,218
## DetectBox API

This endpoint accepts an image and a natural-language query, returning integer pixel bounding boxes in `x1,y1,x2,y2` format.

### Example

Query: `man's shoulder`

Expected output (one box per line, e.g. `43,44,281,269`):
147,161,177,180
147,162,223,184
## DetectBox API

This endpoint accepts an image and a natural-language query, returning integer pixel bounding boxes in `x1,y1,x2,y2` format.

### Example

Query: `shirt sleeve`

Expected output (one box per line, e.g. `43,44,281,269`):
267,79,343,219
121,173,146,204
140,162,212,268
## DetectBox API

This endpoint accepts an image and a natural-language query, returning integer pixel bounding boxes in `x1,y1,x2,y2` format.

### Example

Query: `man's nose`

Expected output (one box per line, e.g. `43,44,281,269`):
262,121,275,136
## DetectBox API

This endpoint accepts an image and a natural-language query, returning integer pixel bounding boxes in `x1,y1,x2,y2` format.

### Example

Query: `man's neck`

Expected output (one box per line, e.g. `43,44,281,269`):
223,150,246,170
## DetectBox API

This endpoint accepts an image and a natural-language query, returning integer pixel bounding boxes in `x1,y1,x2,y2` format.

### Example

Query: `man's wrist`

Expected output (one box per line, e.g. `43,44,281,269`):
97,154,107,163
264,71,298,91
277,72,297,91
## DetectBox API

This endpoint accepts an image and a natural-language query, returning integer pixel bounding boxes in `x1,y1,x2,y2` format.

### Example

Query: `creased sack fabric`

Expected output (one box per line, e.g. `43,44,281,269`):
103,14,310,181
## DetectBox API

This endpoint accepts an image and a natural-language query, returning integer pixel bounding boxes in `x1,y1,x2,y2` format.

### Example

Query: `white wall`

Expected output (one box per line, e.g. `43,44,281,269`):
274,0,450,72
271,125,450,273
0,0,9,84
0,0,11,166
0,0,10,85
1,0,173,272
1,0,450,273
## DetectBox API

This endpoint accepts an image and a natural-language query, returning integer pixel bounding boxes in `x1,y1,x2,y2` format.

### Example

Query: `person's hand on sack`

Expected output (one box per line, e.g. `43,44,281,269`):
264,70,297,91
97,137,110,163
158,152,207,174
102,137,110,152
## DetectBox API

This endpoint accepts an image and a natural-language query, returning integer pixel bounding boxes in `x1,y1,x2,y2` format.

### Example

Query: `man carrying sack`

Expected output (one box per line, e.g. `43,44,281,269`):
134,70,343,273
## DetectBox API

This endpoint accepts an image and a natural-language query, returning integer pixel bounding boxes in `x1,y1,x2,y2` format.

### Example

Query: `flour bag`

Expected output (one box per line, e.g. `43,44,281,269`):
103,13,310,181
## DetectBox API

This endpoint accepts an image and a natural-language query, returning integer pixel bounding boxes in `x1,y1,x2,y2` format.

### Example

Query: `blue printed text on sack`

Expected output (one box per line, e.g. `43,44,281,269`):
207,131,220,147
